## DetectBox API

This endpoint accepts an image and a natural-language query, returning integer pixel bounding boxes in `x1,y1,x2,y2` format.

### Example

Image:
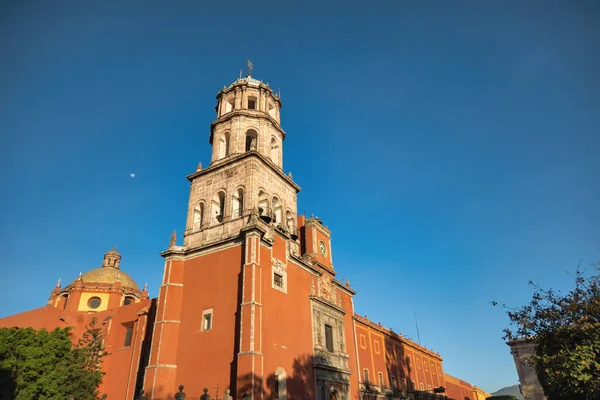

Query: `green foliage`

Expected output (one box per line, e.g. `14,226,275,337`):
0,318,108,400
499,263,600,400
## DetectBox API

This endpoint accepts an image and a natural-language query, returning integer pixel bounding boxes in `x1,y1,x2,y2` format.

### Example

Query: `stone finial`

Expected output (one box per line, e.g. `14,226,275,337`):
224,389,233,400
287,171,293,179
78,272,83,279
56,278,61,288
345,279,350,287
196,162,202,171
169,230,177,248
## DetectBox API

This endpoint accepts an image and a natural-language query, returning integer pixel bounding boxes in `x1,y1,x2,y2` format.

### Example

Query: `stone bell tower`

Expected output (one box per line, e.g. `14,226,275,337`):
182,64,300,248
144,65,309,399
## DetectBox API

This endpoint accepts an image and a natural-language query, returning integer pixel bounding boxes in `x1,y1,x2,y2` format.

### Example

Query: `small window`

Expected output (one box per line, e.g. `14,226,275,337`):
324,324,334,352
391,375,396,388
248,97,257,110
363,369,370,383
124,326,133,347
428,385,432,390
124,297,134,305
88,297,101,309
378,372,383,387
420,383,424,390
202,308,214,331
274,273,284,288
62,296,69,309
203,314,212,330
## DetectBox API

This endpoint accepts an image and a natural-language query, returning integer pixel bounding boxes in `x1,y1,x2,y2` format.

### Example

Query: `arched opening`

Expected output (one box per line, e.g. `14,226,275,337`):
232,188,244,219
268,103,277,119
329,390,338,400
218,132,230,160
258,190,271,222
211,191,226,225
245,129,258,152
272,197,282,224
270,137,279,166
225,97,234,113
248,96,257,110
123,296,135,306
274,367,287,400
193,203,204,232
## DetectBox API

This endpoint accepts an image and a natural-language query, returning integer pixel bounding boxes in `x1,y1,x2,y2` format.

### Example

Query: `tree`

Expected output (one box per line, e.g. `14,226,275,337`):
496,262,600,400
0,318,108,400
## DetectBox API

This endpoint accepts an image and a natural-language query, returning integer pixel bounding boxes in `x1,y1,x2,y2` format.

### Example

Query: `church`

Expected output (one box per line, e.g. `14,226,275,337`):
0,69,488,400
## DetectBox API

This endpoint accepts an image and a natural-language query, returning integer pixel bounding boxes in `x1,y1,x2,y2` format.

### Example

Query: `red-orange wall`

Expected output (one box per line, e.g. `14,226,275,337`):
0,300,153,400
444,373,474,400
353,316,445,395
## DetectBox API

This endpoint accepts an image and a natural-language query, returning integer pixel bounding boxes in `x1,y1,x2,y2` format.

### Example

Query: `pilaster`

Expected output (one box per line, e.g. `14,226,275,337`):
236,230,264,400
144,256,185,398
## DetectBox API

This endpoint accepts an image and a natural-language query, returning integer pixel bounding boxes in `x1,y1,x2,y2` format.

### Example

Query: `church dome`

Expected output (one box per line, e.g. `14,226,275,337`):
77,267,140,291
67,247,140,291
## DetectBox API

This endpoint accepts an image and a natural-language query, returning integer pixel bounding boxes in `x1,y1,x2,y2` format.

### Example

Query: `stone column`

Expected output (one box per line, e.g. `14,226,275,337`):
235,88,242,109
241,86,247,110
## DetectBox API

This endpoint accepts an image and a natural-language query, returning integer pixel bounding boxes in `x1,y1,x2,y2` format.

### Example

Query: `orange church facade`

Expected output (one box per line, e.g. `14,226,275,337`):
0,71,482,400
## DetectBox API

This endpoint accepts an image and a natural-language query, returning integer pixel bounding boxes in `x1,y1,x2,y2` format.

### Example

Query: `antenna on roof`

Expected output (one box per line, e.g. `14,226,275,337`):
414,312,422,345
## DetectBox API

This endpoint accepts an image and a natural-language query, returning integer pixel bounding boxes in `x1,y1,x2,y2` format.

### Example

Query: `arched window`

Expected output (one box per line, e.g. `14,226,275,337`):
268,103,277,119
245,129,258,152
232,188,244,219
272,197,282,224
225,97,234,113
193,203,204,231
219,133,230,159
258,190,270,220
274,367,287,400
270,137,279,166
123,296,135,305
211,191,226,225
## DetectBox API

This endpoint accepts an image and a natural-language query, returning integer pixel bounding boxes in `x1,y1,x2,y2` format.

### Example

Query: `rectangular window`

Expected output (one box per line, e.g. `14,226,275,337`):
124,326,133,347
363,369,370,383
324,324,334,352
202,308,214,331
203,314,212,330
378,372,384,387
248,97,257,110
274,273,284,288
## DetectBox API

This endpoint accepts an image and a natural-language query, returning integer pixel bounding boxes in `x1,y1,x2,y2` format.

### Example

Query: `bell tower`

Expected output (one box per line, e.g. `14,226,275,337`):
182,65,300,248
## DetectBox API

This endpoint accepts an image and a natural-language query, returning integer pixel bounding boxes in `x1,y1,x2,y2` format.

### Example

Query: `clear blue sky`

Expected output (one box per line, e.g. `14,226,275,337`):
1,0,598,393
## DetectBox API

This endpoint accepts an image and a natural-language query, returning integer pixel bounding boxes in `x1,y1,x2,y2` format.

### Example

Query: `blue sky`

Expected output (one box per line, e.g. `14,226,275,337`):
1,0,598,393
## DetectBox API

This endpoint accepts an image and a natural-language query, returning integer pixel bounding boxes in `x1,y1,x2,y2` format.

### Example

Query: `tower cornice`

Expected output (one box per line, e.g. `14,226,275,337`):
187,151,301,193
209,110,286,144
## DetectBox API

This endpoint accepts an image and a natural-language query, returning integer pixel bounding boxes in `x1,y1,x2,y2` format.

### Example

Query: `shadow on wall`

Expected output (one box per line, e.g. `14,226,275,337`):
238,353,320,399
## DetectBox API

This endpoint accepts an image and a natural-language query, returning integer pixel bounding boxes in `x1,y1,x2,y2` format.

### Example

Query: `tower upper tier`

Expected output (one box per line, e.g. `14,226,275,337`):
209,73,285,169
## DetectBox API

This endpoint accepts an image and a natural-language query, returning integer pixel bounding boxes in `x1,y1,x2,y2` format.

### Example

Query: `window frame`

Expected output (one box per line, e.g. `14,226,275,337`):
201,308,214,331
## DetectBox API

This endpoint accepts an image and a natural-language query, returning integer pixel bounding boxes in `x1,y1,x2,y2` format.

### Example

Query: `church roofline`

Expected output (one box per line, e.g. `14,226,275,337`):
353,314,443,360
187,151,301,192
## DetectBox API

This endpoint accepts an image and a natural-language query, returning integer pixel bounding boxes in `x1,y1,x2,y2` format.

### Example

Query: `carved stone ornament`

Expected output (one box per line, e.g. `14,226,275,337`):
320,274,333,302
272,257,286,273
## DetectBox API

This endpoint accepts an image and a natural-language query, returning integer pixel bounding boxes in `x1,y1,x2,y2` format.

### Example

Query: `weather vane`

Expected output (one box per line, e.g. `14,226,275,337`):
246,60,254,76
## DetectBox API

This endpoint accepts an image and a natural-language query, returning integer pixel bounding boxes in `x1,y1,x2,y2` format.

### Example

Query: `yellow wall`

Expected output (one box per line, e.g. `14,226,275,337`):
473,386,491,400
78,292,111,312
